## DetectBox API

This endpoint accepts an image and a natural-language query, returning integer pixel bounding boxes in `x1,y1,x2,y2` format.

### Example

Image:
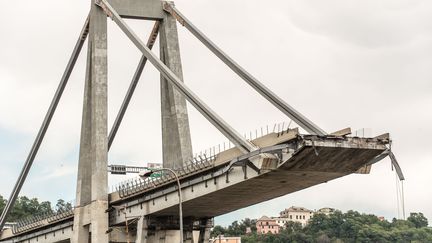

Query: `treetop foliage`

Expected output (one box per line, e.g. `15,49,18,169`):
212,210,431,243
0,195,73,222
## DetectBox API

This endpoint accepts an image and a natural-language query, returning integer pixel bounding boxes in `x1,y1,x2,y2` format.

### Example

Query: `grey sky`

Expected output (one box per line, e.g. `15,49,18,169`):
0,0,431,226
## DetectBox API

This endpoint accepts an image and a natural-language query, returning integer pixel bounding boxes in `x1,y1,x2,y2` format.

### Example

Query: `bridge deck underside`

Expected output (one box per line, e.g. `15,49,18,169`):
151,145,383,218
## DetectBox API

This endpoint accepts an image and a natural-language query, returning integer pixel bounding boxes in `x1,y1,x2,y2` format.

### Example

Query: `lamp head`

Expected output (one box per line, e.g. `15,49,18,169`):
138,170,154,178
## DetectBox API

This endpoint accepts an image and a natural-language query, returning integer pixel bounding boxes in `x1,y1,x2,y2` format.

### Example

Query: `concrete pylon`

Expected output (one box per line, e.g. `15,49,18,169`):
198,219,211,243
136,216,148,243
160,9,193,169
72,1,109,242
72,39,93,243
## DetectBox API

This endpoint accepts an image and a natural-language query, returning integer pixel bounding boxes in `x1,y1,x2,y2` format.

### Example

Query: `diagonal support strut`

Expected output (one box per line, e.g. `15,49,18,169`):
162,3,326,136
108,21,160,150
0,15,90,232
96,0,256,153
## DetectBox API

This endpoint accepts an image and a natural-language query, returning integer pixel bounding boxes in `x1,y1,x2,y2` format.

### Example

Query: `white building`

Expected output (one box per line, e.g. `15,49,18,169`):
278,206,314,227
272,217,290,228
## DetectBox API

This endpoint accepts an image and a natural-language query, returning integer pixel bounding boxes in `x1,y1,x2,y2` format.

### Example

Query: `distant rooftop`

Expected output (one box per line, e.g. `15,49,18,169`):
281,206,313,213
257,216,273,221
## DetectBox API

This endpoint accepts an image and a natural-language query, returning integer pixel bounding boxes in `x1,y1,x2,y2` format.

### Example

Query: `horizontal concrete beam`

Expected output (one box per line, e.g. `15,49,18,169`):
107,0,164,20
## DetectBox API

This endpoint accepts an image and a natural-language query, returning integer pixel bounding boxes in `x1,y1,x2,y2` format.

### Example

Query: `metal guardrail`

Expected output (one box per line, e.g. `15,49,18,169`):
12,209,74,234
193,121,293,159
115,155,216,198
113,122,296,199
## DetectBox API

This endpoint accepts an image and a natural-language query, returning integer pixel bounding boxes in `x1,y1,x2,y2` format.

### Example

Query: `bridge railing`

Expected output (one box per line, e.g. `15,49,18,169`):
12,209,74,234
193,121,293,159
115,154,216,198
113,121,294,199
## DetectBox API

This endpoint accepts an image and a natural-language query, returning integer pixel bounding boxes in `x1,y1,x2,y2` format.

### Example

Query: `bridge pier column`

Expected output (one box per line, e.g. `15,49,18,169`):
183,219,195,243
160,7,193,169
184,231,194,243
136,216,148,243
73,1,109,242
154,228,166,243
72,25,93,243
197,219,211,243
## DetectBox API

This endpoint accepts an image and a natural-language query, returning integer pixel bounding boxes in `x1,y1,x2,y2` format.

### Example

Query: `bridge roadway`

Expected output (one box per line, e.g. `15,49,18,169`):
0,128,390,242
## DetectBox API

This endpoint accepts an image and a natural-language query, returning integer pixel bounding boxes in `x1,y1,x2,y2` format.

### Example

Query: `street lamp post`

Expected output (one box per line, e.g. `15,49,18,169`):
139,168,183,243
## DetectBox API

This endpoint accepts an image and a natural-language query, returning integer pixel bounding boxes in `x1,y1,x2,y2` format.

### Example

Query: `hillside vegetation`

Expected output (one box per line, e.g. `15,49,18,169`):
212,210,432,243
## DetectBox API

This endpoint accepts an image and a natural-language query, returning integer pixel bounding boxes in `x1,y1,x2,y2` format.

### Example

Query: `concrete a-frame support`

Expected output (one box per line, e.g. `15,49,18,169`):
160,10,193,169
72,2,109,242
72,40,93,243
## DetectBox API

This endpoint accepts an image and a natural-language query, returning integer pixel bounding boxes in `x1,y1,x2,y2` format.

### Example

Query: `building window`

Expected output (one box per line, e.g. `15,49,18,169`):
296,215,298,219
303,215,305,219
290,215,292,219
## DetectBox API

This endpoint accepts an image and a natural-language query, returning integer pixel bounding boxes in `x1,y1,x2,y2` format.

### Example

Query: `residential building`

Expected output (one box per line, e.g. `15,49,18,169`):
272,217,290,228
256,216,280,234
279,206,314,226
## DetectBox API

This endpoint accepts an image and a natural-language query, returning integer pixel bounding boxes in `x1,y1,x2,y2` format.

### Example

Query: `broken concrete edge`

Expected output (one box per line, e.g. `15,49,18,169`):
330,127,352,136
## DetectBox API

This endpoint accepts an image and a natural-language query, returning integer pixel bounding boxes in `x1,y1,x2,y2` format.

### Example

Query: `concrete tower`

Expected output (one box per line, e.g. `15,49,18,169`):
72,1,109,242
160,10,193,169
72,0,192,242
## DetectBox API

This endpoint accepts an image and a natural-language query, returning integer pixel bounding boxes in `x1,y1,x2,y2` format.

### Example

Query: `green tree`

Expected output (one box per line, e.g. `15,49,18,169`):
0,195,6,213
212,210,432,243
0,195,54,222
284,221,302,234
407,212,428,228
241,218,257,233
55,199,73,212
211,225,226,238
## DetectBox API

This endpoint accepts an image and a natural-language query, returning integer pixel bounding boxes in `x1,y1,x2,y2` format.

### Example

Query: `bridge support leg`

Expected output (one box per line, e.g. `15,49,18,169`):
73,2,109,243
184,230,194,243
88,2,109,241
155,228,167,243
160,9,193,169
136,216,148,243
197,219,211,243
72,35,93,243
183,219,195,243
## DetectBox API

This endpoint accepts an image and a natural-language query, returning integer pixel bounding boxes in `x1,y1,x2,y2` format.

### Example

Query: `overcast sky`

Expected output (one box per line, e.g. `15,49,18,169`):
0,0,431,226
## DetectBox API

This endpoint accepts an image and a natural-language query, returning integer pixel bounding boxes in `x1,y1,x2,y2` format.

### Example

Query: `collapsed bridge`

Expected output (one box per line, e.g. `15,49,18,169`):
0,0,403,242
1,129,394,242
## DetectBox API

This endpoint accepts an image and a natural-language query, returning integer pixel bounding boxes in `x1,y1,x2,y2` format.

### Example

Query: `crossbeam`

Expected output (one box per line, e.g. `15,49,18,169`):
162,3,326,136
0,16,90,232
97,0,256,153
108,21,160,150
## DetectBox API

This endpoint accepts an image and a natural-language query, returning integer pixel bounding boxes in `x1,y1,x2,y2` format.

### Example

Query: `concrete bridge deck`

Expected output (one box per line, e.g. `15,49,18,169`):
0,129,389,242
